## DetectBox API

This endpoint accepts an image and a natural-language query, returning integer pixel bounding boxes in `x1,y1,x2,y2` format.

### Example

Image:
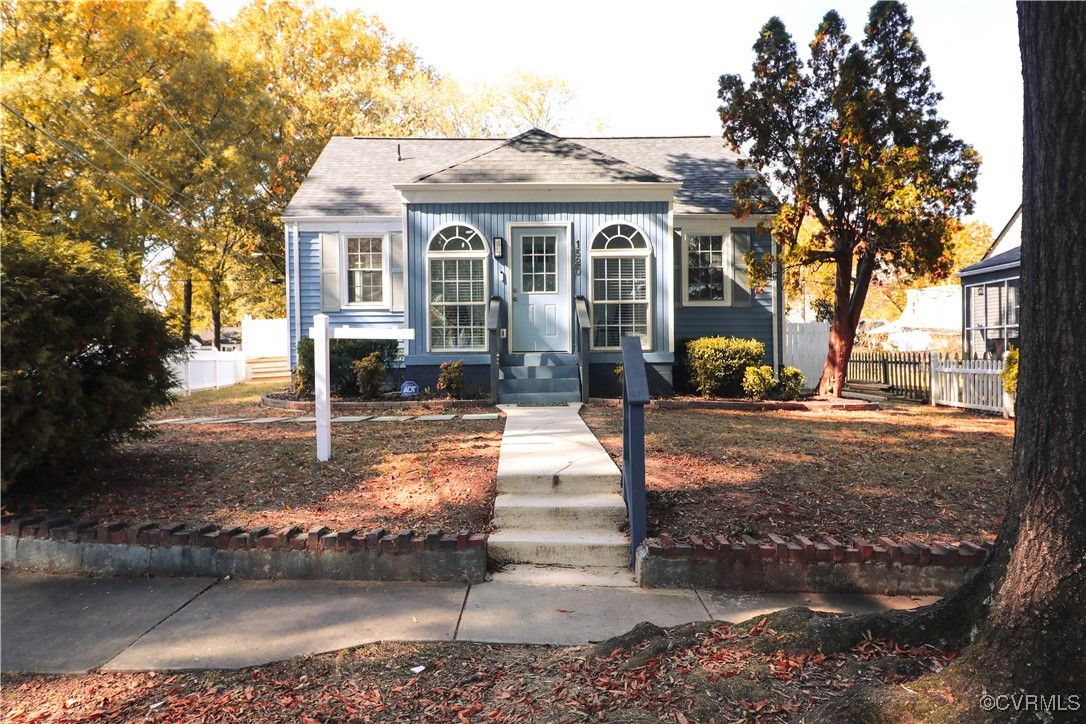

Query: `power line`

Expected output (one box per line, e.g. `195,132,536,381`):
61,99,203,213
1,100,191,229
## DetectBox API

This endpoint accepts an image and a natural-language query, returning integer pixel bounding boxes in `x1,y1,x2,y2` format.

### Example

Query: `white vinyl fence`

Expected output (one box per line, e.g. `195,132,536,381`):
169,349,247,394
930,353,1012,416
241,315,288,358
784,321,830,388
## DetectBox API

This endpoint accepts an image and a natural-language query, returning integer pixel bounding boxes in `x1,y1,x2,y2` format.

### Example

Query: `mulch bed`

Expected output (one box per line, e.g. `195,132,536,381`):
581,403,1013,545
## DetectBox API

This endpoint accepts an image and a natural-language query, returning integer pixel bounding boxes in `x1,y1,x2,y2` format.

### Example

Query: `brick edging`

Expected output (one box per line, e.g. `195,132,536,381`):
1,515,486,583
262,395,496,412
637,532,991,595
587,398,879,411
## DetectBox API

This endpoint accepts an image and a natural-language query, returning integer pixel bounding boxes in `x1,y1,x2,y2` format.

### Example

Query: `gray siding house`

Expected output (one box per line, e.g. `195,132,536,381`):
282,129,782,401
958,206,1021,358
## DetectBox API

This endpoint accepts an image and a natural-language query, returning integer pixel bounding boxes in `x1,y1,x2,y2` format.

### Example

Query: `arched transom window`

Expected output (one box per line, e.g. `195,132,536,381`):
589,223,651,350
428,225,489,351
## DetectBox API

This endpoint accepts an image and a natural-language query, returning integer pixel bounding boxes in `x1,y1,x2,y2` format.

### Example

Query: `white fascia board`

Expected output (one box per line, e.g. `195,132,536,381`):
957,263,1021,279
674,212,771,227
282,215,403,233
394,182,682,205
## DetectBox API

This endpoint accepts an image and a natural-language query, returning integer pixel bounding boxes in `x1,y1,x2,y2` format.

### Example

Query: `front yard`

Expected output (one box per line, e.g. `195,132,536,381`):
4,383,503,534
582,403,1013,544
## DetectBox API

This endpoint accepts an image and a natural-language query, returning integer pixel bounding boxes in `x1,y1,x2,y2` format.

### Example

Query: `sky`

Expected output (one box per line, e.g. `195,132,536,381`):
210,0,1023,233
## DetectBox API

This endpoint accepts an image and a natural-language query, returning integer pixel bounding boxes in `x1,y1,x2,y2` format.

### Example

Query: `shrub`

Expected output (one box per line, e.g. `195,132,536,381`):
436,360,465,399
294,337,401,397
1001,348,1019,396
685,337,765,398
352,352,386,399
742,365,776,400
1,230,187,492
614,363,624,387
776,366,807,400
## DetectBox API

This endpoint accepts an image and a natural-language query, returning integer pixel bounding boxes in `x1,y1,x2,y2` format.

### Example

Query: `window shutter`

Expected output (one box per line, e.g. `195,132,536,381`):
731,229,751,307
320,233,341,312
390,232,405,312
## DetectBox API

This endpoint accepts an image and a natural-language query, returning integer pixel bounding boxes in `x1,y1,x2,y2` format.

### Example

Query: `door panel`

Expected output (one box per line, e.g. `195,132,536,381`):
511,227,569,352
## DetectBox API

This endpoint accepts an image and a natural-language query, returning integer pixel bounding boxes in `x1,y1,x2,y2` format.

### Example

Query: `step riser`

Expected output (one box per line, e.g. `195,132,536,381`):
499,378,580,394
497,475,620,495
489,541,630,568
500,366,580,380
493,507,627,531
498,392,583,405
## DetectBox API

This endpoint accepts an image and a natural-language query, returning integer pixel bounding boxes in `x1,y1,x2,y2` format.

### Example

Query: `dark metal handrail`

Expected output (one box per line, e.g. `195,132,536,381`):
487,297,501,402
575,295,591,404
620,336,649,567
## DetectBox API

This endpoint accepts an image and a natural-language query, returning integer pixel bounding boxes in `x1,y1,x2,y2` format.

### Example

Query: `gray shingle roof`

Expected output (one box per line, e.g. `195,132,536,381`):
414,129,672,184
283,131,753,217
958,246,1021,278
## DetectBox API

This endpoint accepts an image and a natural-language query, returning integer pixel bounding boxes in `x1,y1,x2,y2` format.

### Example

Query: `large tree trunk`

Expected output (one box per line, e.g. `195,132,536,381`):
210,282,222,350
955,1,1086,696
818,249,875,397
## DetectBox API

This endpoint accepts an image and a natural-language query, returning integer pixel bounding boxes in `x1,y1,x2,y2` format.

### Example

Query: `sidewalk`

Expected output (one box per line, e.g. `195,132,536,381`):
0,570,937,674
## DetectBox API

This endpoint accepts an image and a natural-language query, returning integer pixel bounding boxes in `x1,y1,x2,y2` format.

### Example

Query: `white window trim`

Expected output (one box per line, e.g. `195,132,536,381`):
680,225,753,307
340,232,392,309
588,222,654,352
426,223,490,353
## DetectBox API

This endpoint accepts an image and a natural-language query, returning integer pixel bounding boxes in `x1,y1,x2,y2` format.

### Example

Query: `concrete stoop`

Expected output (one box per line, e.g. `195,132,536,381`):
490,404,631,584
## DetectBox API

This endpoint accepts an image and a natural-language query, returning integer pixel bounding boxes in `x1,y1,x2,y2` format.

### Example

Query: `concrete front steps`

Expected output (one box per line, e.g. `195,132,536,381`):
246,356,290,381
497,355,581,405
490,404,631,586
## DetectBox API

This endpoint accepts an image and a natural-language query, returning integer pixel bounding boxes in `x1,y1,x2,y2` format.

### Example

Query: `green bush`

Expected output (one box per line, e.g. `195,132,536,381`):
776,366,807,400
686,337,765,398
1001,348,1019,396
437,360,465,399
742,365,776,400
294,337,401,397
1,230,187,492
352,352,386,399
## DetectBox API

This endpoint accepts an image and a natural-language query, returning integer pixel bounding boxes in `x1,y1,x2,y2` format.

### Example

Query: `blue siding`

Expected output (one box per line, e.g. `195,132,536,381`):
287,231,405,368
673,230,780,365
406,202,671,363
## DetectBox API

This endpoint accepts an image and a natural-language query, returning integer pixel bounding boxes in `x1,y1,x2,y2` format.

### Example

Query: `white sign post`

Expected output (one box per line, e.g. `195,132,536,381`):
307,316,415,462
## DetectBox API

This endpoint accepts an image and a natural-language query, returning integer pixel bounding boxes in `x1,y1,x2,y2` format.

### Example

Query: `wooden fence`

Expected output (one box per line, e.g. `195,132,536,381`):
846,350,931,401
930,354,1009,415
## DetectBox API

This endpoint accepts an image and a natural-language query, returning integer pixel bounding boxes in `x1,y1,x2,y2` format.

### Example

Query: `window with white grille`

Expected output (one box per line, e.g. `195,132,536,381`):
428,225,488,351
589,223,651,350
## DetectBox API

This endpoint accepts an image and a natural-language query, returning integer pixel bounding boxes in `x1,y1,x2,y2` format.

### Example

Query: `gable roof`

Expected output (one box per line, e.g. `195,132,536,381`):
414,129,671,184
983,205,1022,259
958,246,1021,278
283,130,756,218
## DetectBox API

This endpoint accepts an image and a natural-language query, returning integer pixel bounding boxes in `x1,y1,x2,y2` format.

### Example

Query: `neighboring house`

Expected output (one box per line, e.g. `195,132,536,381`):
282,129,782,401
865,285,962,352
958,206,1021,358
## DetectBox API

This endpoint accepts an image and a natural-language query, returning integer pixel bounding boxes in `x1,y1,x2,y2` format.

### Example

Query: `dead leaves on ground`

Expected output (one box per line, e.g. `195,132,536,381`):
2,627,957,723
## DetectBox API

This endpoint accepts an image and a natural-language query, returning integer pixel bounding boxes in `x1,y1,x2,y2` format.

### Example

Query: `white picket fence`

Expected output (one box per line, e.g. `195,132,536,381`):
169,349,247,394
930,353,1012,416
784,321,830,388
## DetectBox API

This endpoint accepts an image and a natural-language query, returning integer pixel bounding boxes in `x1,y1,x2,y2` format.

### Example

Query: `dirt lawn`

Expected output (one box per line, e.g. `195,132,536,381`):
582,403,1013,544
3,383,503,534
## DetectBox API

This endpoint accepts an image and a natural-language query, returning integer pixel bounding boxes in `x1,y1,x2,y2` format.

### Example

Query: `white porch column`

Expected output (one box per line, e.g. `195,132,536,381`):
313,314,332,461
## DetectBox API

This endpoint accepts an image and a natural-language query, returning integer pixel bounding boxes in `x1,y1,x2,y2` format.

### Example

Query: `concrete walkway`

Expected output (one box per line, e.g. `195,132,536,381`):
0,570,938,673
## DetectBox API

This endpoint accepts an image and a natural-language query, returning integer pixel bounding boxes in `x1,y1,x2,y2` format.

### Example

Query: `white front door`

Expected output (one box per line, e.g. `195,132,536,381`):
511,226,570,352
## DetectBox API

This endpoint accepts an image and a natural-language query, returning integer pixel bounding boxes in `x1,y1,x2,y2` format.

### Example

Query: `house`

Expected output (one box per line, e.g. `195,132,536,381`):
958,206,1021,358
864,285,962,352
281,129,782,402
